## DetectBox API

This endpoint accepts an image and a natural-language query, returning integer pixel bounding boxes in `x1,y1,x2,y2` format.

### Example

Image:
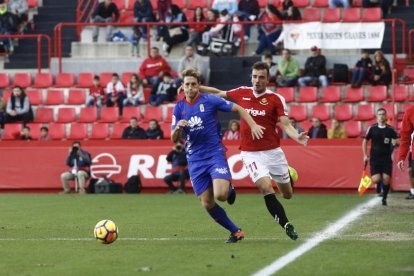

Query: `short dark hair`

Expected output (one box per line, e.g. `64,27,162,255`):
72,141,81,146
282,49,291,54
377,108,386,114
93,75,100,81
252,61,270,77
40,126,48,132
163,72,171,78
23,126,30,131
182,68,200,83
149,119,159,125
264,54,273,59
112,73,119,78
130,116,138,121
151,46,159,51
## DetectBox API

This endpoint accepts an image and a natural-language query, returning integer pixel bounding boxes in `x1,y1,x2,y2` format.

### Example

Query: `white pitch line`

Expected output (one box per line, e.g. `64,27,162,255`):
253,197,380,276
0,237,283,241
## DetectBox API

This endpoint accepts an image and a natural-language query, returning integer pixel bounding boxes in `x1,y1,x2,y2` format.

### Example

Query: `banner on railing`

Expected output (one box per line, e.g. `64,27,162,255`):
283,22,385,49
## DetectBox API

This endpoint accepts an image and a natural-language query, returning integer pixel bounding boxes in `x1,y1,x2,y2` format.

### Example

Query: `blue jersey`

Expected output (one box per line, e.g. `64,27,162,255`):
172,93,234,162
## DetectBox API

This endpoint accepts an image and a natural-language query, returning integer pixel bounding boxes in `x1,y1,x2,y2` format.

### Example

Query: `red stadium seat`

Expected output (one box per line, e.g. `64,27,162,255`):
77,73,95,88
320,86,341,102
402,104,414,113
184,9,195,22
0,73,10,88
55,73,75,88
343,86,364,102
99,72,114,87
292,0,310,7
402,68,414,84
112,0,125,10
120,11,135,23
121,72,136,86
26,123,42,140
289,105,308,121
344,121,362,138
90,123,110,140
33,73,53,88
121,107,142,122
57,107,77,123
362,8,382,22
297,87,318,102
143,106,163,122
343,8,361,22
78,107,98,123
67,89,87,105
322,8,341,22
188,0,208,9
334,104,353,121
354,104,375,121
111,123,129,139
352,0,363,6
127,0,135,10
13,73,32,88
257,0,269,8
28,0,39,8
313,0,329,7
367,86,387,102
303,8,321,22
164,106,174,123
34,107,54,123
26,89,43,105
311,104,331,121
143,88,151,104
392,85,409,102
2,89,12,102
277,87,295,103
174,0,187,8
3,124,23,140
160,123,171,139
45,89,65,105
49,124,66,140
68,124,88,140
380,103,398,119
150,0,158,9
100,107,120,123
300,120,313,132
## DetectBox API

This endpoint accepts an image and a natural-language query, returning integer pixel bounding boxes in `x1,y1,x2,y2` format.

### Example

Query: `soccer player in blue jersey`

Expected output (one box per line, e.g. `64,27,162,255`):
171,68,265,243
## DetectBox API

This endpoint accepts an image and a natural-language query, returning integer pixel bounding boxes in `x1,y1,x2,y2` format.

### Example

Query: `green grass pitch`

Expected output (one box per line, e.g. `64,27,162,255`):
0,193,412,275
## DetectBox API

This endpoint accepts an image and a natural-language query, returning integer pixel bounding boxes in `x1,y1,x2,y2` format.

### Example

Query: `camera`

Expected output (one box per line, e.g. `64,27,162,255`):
71,146,79,156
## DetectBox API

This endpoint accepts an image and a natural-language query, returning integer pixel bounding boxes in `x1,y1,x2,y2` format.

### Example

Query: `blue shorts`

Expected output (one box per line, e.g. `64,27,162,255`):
188,155,231,196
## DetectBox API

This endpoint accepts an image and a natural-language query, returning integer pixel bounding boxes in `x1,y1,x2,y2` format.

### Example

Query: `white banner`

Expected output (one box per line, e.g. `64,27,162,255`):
283,22,385,49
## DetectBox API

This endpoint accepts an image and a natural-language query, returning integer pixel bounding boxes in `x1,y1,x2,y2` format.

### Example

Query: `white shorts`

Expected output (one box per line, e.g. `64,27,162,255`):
241,147,290,184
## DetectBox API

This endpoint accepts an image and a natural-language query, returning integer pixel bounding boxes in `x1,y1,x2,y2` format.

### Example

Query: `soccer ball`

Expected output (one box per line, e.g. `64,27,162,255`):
288,166,298,182
94,220,119,244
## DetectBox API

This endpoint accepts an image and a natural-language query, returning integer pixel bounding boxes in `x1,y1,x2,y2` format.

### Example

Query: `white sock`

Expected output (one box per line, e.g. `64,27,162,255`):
410,188,414,195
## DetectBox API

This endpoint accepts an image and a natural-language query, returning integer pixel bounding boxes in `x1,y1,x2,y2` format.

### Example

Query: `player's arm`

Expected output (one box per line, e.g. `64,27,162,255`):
362,138,369,163
199,85,227,98
280,116,309,146
171,120,188,143
231,104,265,140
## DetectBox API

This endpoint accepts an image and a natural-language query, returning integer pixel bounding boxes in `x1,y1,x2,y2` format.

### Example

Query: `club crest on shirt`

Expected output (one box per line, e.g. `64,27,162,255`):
260,98,268,105
200,104,205,112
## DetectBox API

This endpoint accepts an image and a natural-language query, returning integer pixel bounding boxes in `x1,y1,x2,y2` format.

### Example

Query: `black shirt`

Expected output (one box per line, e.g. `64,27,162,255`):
122,126,147,139
92,2,120,21
365,123,398,159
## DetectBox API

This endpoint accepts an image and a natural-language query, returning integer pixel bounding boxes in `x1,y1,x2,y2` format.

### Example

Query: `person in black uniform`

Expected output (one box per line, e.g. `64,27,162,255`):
362,108,399,205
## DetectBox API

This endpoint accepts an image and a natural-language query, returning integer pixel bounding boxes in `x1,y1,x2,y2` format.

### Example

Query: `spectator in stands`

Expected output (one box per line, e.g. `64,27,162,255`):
252,4,282,56
328,119,348,139
178,45,205,83
212,0,238,15
133,0,154,38
106,73,125,110
187,7,207,49
5,86,33,124
201,9,231,48
276,49,300,87
8,0,28,33
86,75,105,108
272,6,301,47
351,50,373,88
60,141,92,194
164,141,189,193
308,117,328,139
122,117,147,139
298,46,328,88
237,0,260,40
162,4,188,56
139,46,171,88
155,0,172,41
150,72,177,106
197,9,218,54
123,73,144,107
264,54,277,83
130,28,142,57
146,119,164,139
363,0,392,17
0,0,18,53
91,0,120,42
223,119,240,140
0,97,5,127
283,117,304,139
371,50,391,86
39,126,51,141
20,125,31,140
329,0,350,8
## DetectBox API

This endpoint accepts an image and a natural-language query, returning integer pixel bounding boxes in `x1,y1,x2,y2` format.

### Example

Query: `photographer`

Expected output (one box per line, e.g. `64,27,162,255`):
60,141,92,194
164,142,189,194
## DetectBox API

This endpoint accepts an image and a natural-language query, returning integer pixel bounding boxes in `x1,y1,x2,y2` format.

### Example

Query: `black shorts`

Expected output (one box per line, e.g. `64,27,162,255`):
370,159,392,176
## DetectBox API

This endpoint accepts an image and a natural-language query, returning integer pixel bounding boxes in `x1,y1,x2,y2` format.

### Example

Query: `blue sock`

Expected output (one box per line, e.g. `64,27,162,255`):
208,204,239,233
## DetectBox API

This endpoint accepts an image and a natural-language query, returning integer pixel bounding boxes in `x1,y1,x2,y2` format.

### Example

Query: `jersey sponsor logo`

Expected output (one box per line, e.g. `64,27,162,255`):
188,116,204,132
215,167,229,174
200,104,205,112
242,97,251,101
384,138,390,144
260,98,268,105
245,108,266,116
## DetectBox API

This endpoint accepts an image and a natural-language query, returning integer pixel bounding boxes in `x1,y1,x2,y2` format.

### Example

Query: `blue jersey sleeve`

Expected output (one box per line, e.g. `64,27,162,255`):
209,94,233,112
171,103,182,130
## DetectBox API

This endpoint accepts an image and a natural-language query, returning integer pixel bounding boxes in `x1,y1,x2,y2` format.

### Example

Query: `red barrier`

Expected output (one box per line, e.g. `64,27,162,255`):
0,139,409,192
409,28,414,62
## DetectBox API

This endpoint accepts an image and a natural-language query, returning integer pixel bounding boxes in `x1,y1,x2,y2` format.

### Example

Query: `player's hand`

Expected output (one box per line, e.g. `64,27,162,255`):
297,132,309,146
176,120,189,129
251,124,265,140
363,155,369,163
397,160,404,171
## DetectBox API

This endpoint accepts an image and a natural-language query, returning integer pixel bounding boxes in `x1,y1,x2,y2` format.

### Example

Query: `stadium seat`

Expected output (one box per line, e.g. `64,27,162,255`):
289,105,308,121
297,87,318,102
112,0,125,10
334,104,353,121
127,0,135,10
343,8,361,22
121,72,137,85
67,89,87,105
57,108,77,123
26,123,42,140
2,89,12,102
164,106,174,123
111,123,129,139
312,0,329,7
174,0,187,8
392,85,409,102
45,89,65,105
3,124,23,140
100,107,120,123
362,8,382,22
0,73,10,88
277,87,295,103
303,8,321,22
343,86,364,102
26,89,43,105
143,106,163,122
100,72,114,87
292,0,310,7
160,123,171,139
28,0,39,8
311,105,331,121
33,73,53,88
257,0,269,8
143,88,151,104
320,86,341,102
184,9,195,22
90,123,110,140
380,103,398,119
48,124,66,140
55,73,75,88
77,73,95,88
13,73,32,88
300,120,313,132
121,107,142,122
188,0,208,9
34,107,54,123
150,0,158,9
402,68,414,84
352,0,363,6
344,121,362,138
402,103,414,113
322,8,341,22
354,104,375,121
68,124,88,140
78,107,98,123
367,86,387,102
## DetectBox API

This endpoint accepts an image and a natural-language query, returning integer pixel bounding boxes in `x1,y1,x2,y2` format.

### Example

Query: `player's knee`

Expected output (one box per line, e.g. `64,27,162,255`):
214,191,228,202
200,198,215,210
283,193,292,200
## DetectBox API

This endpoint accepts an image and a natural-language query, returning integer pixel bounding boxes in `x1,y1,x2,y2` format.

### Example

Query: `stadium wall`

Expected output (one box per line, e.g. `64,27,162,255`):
0,139,409,192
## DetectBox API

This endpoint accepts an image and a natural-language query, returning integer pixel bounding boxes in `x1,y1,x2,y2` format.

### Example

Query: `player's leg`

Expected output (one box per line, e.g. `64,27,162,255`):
265,148,293,200
406,153,414,199
381,165,392,206
210,157,236,205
